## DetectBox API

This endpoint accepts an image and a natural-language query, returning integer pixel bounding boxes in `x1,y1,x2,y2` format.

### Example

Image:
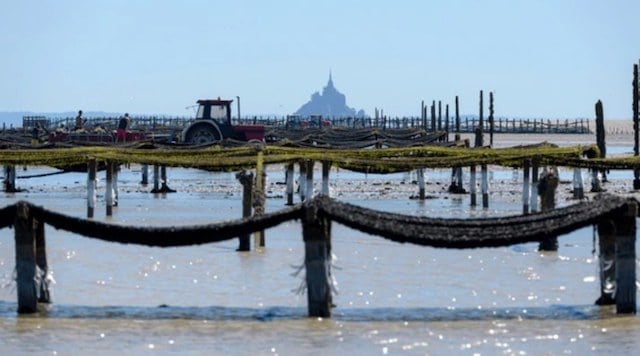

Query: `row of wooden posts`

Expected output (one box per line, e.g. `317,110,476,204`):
5,163,636,317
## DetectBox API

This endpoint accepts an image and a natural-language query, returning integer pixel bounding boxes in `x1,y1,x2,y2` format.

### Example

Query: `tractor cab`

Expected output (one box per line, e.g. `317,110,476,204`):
196,99,233,124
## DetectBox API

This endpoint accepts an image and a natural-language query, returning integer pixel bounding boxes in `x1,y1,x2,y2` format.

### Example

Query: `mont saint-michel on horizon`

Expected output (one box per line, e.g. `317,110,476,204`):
294,73,366,118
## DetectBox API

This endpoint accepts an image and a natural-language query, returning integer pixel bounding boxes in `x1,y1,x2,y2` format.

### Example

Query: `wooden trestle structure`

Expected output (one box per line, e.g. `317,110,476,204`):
1,137,639,317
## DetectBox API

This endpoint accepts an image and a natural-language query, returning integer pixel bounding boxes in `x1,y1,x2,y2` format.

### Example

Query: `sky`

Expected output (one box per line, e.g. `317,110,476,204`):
1,0,639,119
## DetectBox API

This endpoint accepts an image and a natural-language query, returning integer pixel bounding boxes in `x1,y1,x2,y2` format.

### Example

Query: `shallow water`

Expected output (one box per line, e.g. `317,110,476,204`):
0,158,638,355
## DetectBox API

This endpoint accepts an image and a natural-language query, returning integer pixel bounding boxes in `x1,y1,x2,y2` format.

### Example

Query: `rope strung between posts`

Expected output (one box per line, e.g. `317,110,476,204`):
312,194,635,249
26,202,303,247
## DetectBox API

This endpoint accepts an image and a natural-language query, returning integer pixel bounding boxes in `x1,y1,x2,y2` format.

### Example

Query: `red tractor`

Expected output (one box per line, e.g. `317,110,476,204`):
182,98,264,144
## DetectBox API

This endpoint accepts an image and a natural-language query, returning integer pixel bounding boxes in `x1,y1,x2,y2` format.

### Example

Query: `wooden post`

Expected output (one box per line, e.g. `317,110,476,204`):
4,165,17,192
572,168,584,200
595,219,615,305
489,91,494,146
614,201,637,314
306,160,314,200
522,159,530,214
106,161,114,216
470,165,477,207
437,101,442,131
417,168,425,200
299,161,307,202
87,158,97,218
113,164,119,206
530,158,539,213
430,101,436,132
34,218,51,303
236,170,254,251
321,161,331,196
538,168,559,251
152,165,160,193
302,205,332,318
481,164,489,208
478,90,484,147
254,148,266,247
141,164,149,185
633,64,640,189
594,100,607,184
286,163,295,205
14,202,38,313
455,95,460,133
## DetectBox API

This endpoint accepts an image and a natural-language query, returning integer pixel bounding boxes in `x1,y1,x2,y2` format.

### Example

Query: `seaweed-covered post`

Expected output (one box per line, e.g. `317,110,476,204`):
538,168,559,251
306,160,314,199
321,161,331,196
302,203,332,317
87,157,97,218
254,146,266,247
481,164,489,208
633,64,640,189
105,161,114,216
445,104,450,141
160,166,175,192
522,159,530,214
614,200,637,314
34,218,50,303
14,202,38,313
530,157,540,213
470,165,477,207
572,168,584,200
235,170,254,251
595,219,615,306
286,163,295,205
141,164,149,185
437,101,442,131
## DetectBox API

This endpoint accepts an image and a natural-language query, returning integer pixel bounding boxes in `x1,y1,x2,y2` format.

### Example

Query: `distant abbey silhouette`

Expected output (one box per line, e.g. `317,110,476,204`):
294,73,366,118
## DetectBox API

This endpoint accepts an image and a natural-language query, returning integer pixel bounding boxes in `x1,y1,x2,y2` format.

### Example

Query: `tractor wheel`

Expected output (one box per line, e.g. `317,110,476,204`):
185,124,222,145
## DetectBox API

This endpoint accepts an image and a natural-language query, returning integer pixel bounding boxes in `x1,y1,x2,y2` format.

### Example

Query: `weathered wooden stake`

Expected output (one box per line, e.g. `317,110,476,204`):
34,218,50,303
302,205,332,318
538,168,559,251
254,148,266,247
236,170,254,251
417,168,425,200
141,164,149,185
106,161,114,216
481,164,489,208
595,219,615,305
286,163,295,205
522,159,530,214
299,161,307,202
633,64,640,189
594,100,607,184
489,91,494,146
113,164,119,207
530,158,539,213
470,165,477,207
14,202,38,313
4,165,17,192
306,160,314,199
87,158,97,218
614,201,637,314
572,168,584,200
321,161,331,196
152,165,160,193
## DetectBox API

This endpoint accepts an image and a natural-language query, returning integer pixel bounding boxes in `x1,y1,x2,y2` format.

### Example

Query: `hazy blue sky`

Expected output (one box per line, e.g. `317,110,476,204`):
1,0,638,118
